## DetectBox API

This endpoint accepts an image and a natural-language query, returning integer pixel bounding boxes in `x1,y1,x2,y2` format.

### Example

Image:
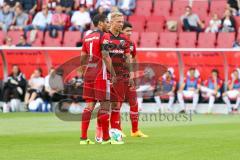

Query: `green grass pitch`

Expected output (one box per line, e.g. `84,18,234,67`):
0,113,240,160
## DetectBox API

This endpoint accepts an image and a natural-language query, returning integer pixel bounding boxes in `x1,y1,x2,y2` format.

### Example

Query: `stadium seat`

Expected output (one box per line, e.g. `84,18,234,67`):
191,0,209,19
131,32,140,45
135,0,152,16
153,0,172,17
0,31,4,45
7,31,24,45
210,0,227,16
131,21,146,32
43,31,63,47
63,31,82,47
139,32,159,47
28,31,44,46
171,0,190,17
128,15,146,23
145,21,165,33
197,33,216,48
216,33,235,48
178,32,197,48
159,32,177,48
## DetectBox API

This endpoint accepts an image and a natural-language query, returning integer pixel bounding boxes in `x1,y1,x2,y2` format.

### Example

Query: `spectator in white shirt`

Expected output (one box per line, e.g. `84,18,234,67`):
3,36,15,47
205,13,221,33
24,5,52,34
95,0,116,12
24,68,45,106
117,0,135,16
69,4,91,32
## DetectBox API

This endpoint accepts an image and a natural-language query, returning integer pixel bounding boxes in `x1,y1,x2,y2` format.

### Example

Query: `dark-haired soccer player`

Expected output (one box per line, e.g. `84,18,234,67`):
79,14,111,145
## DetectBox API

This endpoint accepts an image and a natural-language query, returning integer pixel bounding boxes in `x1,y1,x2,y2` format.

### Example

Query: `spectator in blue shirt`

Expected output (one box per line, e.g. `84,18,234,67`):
117,0,135,16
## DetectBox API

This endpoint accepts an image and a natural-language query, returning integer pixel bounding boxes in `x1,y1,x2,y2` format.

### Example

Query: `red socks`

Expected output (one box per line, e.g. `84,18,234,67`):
97,108,110,141
130,103,139,133
110,108,121,130
81,107,94,139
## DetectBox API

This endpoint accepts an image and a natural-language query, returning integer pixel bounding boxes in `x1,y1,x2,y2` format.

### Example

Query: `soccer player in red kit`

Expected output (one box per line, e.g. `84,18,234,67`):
99,12,134,144
110,21,148,138
79,14,110,145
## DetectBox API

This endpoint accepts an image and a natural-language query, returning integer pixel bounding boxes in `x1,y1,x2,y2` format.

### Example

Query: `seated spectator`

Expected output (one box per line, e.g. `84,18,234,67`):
24,68,45,106
60,0,74,15
233,38,240,48
136,67,157,111
221,9,236,32
68,69,84,114
177,68,201,113
0,4,14,32
117,0,135,16
222,69,240,113
154,68,176,113
2,65,27,113
227,0,240,16
180,6,204,32
200,69,223,114
3,36,15,47
20,0,37,14
49,4,68,31
24,5,52,34
47,0,59,10
78,0,94,11
44,67,65,102
4,0,21,10
90,5,107,19
16,35,31,47
205,13,221,33
95,0,116,13
10,5,28,31
69,4,91,32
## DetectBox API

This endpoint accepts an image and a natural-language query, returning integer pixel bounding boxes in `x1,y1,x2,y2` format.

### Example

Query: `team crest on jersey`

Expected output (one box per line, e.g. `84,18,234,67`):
120,40,125,46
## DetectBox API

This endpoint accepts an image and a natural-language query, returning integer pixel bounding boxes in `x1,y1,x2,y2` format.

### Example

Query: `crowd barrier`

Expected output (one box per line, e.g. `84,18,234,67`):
0,48,240,90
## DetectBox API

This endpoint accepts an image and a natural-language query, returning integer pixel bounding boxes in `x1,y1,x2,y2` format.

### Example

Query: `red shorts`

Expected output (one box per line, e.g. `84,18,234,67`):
94,79,111,101
111,80,129,102
82,81,95,102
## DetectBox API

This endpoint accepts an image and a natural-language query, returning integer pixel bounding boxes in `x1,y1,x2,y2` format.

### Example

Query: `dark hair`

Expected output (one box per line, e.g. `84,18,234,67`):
123,21,132,30
212,69,219,75
186,6,192,10
92,14,107,27
189,67,195,71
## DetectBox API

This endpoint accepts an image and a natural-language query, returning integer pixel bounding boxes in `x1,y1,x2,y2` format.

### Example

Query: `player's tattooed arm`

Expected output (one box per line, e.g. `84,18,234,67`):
101,50,117,82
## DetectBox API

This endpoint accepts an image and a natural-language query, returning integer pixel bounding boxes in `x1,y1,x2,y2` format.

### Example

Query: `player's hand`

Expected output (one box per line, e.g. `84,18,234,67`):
129,79,135,88
111,76,117,84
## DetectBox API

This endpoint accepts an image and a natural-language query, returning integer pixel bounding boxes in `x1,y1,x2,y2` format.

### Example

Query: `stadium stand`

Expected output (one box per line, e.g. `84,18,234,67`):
159,32,177,48
139,32,159,47
178,32,197,48
153,0,172,17
216,32,236,48
197,33,216,48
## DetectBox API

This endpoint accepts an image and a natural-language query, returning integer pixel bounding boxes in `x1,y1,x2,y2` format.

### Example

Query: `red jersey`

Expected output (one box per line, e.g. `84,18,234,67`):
82,30,106,81
100,32,131,80
130,41,137,58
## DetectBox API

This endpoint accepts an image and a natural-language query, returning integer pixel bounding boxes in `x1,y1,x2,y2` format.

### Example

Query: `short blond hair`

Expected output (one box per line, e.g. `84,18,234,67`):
110,12,123,20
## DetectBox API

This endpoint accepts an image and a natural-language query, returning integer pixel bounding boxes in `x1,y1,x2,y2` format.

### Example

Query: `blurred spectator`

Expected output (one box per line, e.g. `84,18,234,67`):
60,0,74,15
16,35,31,46
154,69,176,113
24,68,45,106
227,0,240,16
4,0,21,10
47,0,59,10
91,5,107,19
200,69,223,114
136,67,157,111
49,4,68,31
177,68,201,113
223,69,240,113
95,0,116,12
20,0,37,14
0,4,14,32
0,0,4,7
233,38,240,48
24,5,52,34
221,9,236,32
205,13,221,33
2,65,27,113
3,36,15,47
10,5,28,30
69,4,91,32
78,0,94,10
117,0,135,16
180,6,204,32
44,67,64,102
